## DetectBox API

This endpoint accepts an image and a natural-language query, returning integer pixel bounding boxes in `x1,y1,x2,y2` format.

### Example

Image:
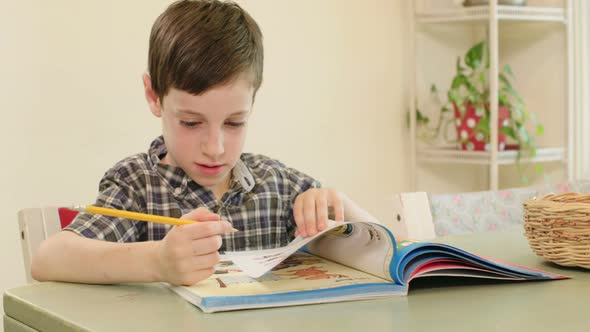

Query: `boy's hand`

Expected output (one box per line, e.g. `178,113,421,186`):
155,207,233,286
293,188,344,238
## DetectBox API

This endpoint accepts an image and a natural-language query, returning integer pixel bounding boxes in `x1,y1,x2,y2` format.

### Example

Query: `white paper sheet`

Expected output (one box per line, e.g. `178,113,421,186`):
225,221,344,278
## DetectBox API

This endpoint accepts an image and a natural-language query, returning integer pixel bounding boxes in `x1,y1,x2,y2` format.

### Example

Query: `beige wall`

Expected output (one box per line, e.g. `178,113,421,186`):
241,0,406,227
0,0,407,315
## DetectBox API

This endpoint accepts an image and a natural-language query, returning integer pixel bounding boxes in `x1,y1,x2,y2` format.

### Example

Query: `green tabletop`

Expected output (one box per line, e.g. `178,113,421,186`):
4,227,590,332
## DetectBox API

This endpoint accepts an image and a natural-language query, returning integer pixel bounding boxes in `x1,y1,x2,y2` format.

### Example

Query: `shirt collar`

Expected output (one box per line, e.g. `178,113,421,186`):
231,159,255,192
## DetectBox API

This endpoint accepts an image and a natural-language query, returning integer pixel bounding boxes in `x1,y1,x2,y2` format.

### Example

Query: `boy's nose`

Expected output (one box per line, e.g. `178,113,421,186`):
202,129,224,158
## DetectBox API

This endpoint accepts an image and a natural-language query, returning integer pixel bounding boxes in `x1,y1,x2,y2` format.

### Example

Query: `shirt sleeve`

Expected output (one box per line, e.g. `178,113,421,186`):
64,172,146,242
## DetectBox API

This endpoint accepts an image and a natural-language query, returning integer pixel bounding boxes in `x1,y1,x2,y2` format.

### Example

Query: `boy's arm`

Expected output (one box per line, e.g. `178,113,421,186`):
31,231,163,284
31,208,234,285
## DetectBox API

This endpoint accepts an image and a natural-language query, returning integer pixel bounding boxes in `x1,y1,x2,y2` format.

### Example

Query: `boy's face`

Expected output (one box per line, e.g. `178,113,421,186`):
144,74,254,197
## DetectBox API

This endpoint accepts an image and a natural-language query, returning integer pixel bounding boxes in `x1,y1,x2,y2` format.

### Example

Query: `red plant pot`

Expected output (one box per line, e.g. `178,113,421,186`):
453,102,510,151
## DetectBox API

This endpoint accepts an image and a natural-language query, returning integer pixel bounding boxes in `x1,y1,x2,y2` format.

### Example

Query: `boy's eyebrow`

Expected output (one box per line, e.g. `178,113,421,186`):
176,109,249,116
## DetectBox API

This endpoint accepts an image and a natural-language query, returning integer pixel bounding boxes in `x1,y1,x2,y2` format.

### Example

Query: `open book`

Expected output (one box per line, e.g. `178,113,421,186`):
170,221,565,313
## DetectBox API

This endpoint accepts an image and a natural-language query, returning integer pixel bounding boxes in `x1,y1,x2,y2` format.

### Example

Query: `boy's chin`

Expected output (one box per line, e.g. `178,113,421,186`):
189,173,230,190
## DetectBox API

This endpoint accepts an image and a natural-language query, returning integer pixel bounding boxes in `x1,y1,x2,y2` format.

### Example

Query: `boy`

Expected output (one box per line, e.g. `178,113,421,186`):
31,0,377,286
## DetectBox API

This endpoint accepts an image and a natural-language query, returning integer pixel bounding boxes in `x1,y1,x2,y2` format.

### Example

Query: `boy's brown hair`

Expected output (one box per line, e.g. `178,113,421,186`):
148,0,263,99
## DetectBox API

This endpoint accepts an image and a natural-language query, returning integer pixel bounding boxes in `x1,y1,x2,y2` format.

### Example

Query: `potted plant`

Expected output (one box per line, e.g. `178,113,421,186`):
435,41,543,156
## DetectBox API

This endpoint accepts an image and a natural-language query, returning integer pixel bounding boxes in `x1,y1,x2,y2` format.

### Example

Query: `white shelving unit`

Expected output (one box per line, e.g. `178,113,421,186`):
417,146,566,165
408,0,574,191
416,5,566,23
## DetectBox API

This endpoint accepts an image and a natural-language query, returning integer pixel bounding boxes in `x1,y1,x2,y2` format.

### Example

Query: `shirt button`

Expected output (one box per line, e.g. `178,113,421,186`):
174,188,182,195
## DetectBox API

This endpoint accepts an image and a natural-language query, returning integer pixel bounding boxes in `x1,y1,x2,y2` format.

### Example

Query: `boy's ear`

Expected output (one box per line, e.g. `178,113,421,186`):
143,73,162,117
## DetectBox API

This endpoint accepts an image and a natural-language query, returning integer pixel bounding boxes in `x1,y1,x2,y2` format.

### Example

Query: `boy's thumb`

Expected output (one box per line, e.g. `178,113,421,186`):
220,220,237,233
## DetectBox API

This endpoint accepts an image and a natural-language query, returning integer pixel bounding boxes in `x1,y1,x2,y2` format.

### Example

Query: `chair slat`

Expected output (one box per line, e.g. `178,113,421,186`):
41,207,62,238
18,209,47,284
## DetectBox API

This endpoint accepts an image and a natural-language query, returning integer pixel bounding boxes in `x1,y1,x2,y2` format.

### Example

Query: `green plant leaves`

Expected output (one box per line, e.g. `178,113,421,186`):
500,126,517,140
475,116,490,136
518,125,530,144
421,40,546,183
501,85,524,105
499,73,512,88
528,113,545,136
465,41,485,70
405,109,430,128
456,56,465,73
503,64,514,78
451,74,468,89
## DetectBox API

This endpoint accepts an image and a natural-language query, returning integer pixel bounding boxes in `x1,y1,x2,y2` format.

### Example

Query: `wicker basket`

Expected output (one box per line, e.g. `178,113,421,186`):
524,192,590,268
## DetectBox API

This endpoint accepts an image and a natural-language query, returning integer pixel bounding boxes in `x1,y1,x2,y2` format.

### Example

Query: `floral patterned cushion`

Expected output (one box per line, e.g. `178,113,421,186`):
429,180,590,237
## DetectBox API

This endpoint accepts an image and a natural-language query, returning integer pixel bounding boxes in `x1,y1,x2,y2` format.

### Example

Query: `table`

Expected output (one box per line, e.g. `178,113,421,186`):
4,228,590,332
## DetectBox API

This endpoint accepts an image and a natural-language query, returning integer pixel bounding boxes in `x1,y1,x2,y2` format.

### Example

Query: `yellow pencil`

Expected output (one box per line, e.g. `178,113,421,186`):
70,205,238,232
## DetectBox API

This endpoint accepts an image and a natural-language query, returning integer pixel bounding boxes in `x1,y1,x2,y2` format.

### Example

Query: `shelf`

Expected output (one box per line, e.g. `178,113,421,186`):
409,0,572,190
416,5,566,24
417,146,565,165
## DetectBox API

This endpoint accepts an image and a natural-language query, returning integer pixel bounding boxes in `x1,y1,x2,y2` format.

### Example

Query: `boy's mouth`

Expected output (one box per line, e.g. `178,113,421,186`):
195,163,224,176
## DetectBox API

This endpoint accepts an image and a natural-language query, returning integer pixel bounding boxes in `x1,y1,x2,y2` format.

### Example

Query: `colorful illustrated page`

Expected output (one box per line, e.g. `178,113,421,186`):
184,252,389,298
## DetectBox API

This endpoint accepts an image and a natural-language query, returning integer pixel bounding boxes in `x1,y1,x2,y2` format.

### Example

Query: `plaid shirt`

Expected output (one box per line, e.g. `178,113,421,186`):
65,136,320,251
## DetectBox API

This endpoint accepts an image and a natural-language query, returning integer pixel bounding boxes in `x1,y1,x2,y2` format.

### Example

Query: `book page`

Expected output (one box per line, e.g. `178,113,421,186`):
225,220,345,278
225,221,396,280
181,252,396,299
391,241,567,285
306,222,396,281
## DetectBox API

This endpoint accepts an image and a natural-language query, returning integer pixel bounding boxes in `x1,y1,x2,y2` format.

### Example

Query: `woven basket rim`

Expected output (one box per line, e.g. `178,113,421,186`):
525,192,590,207
524,192,590,269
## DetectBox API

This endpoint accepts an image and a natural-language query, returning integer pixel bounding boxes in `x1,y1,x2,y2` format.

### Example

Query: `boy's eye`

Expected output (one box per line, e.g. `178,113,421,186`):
180,120,200,127
225,122,245,128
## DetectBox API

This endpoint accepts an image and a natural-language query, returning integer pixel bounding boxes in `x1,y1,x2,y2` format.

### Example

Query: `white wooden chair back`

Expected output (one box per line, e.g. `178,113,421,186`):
390,192,436,241
18,208,64,283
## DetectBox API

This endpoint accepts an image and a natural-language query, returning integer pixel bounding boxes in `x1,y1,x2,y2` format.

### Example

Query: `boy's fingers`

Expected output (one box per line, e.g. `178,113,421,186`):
316,194,329,231
332,198,345,222
176,251,220,273
327,190,344,222
190,235,223,255
189,251,221,269
303,195,318,236
179,267,216,286
293,197,306,237
181,207,220,222
180,221,232,240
